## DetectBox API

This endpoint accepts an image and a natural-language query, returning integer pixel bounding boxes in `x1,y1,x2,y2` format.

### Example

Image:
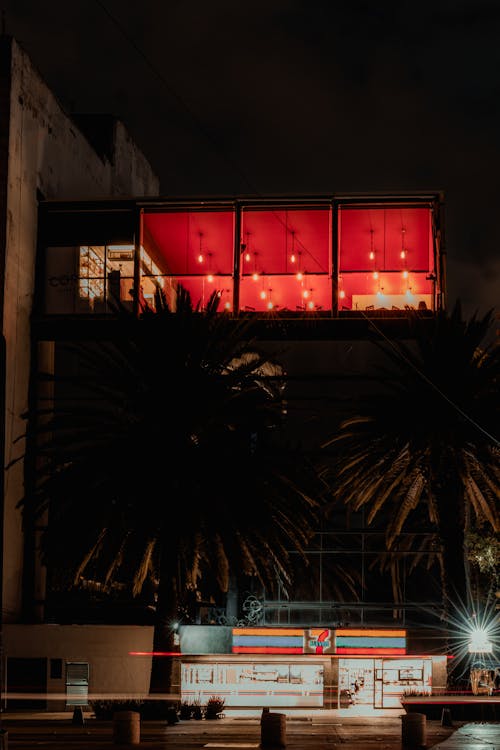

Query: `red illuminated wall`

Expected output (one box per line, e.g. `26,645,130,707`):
140,204,436,313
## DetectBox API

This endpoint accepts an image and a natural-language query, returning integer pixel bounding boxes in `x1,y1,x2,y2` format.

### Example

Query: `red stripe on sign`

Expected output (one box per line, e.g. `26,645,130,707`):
336,647,406,655
232,647,304,654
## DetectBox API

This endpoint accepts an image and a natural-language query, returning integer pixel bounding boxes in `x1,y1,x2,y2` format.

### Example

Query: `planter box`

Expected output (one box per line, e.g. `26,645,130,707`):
402,699,500,721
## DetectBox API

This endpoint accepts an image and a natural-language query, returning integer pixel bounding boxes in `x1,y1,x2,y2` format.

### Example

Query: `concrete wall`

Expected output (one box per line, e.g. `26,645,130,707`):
1,36,159,622
4,623,154,709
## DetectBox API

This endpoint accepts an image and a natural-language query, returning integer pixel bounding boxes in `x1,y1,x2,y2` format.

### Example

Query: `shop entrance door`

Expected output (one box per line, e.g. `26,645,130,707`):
338,659,375,707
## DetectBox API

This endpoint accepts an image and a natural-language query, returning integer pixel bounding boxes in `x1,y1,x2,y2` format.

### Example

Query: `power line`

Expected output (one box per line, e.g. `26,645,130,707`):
363,312,500,447
93,0,258,195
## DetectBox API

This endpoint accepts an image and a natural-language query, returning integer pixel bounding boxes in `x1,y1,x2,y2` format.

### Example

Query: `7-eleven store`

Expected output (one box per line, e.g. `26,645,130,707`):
179,627,448,710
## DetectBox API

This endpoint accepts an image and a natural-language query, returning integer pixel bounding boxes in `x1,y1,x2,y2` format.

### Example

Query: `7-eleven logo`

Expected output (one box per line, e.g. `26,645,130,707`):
308,629,331,653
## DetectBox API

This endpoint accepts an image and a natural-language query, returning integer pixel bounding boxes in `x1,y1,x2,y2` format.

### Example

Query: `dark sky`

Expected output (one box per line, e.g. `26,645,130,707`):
4,0,500,319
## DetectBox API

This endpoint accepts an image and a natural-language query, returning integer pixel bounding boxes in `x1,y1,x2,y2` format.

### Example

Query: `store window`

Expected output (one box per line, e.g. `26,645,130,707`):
44,244,135,314
142,210,235,311
239,208,330,313
338,207,435,311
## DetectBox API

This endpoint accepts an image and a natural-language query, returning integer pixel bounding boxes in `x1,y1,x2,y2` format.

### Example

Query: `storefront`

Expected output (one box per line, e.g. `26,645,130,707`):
179,626,446,710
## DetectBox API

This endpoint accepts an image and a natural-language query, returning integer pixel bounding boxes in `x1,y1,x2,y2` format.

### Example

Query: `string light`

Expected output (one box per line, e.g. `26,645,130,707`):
290,230,297,265
369,228,376,262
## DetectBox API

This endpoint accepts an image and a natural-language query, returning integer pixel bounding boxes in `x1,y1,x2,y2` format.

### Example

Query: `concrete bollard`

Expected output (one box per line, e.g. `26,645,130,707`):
261,711,286,748
113,710,140,745
441,707,452,726
401,712,426,748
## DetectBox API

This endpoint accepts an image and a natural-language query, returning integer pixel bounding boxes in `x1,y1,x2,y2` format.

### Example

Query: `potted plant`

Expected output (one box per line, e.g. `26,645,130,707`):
179,701,193,720
192,700,203,720
204,695,225,720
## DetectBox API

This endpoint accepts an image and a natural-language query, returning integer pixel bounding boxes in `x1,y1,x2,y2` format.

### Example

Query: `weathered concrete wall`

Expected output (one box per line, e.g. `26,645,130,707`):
4,623,154,709
2,37,159,622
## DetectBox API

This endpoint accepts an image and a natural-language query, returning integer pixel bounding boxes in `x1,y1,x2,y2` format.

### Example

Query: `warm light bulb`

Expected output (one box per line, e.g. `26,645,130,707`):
376,290,383,297
260,290,267,300
245,252,251,262
207,274,214,283
224,301,231,310
198,254,204,263
373,271,379,280
252,272,259,281
307,301,314,309
296,272,303,281
290,254,296,263
369,251,375,260
402,270,409,279
303,290,310,299
339,289,346,299
400,250,406,259
267,301,274,310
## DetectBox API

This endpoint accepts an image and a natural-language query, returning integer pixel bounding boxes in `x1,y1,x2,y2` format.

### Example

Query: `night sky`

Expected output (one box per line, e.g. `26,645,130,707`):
4,0,500,319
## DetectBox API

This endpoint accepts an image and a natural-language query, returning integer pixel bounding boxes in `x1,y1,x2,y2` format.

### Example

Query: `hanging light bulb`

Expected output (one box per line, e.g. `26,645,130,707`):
245,252,251,262
296,271,303,281
260,290,267,300
198,232,205,265
339,289,346,300
303,289,310,299
402,270,409,279
290,230,297,266
369,228,376,263
400,250,406,260
252,272,259,281
373,271,379,280
207,274,214,283
307,300,315,310
267,300,274,310
224,301,231,310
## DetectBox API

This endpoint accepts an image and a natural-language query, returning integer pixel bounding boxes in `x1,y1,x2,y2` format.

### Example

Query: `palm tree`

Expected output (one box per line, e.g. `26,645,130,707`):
18,287,323,696
321,302,500,617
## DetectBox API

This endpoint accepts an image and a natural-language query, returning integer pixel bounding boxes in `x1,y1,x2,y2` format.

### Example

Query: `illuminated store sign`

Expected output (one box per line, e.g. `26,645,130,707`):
335,629,406,655
232,628,304,654
232,627,406,655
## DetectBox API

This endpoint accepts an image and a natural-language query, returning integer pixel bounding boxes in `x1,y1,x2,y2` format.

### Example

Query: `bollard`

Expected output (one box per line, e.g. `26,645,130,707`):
401,712,426,748
441,708,452,726
261,711,286,748
72,706,85,726
113,710,140,745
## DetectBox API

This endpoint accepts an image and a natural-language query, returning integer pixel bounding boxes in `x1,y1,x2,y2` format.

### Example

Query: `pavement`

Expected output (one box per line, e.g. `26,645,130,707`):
0,709,498,749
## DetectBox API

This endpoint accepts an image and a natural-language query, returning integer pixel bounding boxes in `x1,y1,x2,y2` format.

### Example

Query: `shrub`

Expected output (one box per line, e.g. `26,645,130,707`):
204,695,225,719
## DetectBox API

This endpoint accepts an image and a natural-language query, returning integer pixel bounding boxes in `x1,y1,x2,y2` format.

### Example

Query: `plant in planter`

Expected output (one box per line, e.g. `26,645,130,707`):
204,695,225,720
192,700,203,720
179,701,193,720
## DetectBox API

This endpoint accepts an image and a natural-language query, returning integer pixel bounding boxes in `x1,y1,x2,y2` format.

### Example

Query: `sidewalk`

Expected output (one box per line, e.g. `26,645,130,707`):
431,722,500,748
1,709,497,749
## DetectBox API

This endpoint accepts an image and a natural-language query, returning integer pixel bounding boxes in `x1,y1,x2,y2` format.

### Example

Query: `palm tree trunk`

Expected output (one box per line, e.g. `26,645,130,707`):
436,478,468,616
148,550,181,701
